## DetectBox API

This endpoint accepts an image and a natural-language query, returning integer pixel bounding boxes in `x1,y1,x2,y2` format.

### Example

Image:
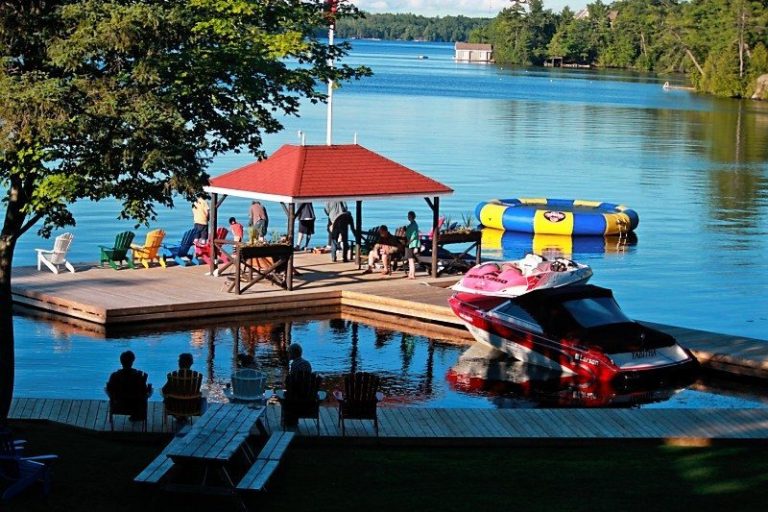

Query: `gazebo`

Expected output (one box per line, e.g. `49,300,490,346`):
203,143,454,289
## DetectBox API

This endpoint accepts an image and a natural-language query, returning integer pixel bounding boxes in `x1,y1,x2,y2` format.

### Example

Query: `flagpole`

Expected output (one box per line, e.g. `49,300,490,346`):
326,6,335,146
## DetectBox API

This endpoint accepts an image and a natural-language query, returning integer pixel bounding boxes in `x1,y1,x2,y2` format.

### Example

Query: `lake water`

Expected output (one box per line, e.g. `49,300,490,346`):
9,40,768,340
7,40,768,405
13,311,767,409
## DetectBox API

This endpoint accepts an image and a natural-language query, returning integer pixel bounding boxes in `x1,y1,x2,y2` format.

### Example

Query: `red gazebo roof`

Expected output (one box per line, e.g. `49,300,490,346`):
204,144,453,203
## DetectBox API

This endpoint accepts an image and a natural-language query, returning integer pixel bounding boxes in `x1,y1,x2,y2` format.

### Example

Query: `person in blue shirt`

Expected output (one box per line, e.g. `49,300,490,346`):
405,211,419,279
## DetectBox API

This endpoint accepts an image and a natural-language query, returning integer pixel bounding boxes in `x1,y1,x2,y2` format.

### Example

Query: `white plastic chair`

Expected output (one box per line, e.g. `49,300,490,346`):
224,369,266,404
35,233,75,274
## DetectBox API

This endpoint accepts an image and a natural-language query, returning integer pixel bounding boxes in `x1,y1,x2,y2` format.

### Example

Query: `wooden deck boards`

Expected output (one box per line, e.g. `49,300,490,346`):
10,398,768,443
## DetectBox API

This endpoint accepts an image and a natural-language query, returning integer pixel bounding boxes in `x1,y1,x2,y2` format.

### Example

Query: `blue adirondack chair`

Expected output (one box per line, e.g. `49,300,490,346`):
99,231,136,270
161,229,198,266
0,428,58,504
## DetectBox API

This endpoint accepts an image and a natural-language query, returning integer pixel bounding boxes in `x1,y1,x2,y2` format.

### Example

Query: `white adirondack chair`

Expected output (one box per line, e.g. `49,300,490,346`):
35,233,75,274
224,369,267,404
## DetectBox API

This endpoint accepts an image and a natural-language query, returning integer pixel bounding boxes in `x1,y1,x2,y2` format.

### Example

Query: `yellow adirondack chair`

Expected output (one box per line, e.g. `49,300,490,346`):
131,229,167,268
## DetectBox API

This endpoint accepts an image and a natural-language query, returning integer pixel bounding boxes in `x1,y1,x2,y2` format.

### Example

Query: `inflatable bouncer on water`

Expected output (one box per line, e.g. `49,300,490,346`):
475,198,639,236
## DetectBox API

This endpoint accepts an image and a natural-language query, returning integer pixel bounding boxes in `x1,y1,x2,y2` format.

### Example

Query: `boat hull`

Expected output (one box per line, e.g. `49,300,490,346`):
449,293,698,383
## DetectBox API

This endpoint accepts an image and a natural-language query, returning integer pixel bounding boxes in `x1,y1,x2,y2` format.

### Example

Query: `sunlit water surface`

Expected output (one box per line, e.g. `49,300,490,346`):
7,41,768,406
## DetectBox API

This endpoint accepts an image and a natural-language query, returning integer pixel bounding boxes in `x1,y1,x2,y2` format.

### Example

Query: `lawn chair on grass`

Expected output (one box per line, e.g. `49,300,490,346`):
224,369,267,404
130,229,166,268
35,232,75,274
0,428,58,504
161,369,204,429
333,372,384,436
160,229,198,267
276,371,326,435
99,231,135,270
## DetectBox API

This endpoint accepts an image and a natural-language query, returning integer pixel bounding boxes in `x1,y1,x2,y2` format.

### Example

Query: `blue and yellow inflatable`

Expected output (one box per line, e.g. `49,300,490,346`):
475,198,639,236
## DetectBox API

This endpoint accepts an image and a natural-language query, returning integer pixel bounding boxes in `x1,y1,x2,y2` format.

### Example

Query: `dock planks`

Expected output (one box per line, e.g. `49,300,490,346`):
10,398,768,444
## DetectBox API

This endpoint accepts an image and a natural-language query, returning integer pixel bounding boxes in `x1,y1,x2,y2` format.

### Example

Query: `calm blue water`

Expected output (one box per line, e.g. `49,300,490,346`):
7,40,768,406
10,40,768,339
13,312,767,409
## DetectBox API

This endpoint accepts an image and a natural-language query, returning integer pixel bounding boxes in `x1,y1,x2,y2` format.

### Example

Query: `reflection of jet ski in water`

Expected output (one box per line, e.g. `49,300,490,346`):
446,343,691,408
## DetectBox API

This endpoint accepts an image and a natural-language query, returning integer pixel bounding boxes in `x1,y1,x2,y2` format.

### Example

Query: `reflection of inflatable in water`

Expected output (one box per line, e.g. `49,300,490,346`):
476,198,639,235
445,344,690,408
481,228,637,258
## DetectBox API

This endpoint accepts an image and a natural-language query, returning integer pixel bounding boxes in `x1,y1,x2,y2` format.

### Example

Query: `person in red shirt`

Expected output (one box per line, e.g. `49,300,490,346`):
229,217,244,242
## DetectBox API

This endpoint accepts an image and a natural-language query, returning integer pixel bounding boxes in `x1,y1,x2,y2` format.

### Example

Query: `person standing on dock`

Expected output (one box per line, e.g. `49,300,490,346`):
295,202,316,250
192,195,209,241
248,201,268,242
405,211,419,279
325,201,354,262
229,217,244,243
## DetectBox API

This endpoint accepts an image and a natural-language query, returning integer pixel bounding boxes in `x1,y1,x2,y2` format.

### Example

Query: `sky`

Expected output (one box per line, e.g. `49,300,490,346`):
350,1,589,18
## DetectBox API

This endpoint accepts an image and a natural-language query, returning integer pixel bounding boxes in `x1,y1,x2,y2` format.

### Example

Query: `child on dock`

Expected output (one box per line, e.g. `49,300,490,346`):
229,217,244,242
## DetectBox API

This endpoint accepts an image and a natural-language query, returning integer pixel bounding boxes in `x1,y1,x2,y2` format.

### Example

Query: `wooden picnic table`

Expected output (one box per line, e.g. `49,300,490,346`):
221,243,294,294
163,403,267,495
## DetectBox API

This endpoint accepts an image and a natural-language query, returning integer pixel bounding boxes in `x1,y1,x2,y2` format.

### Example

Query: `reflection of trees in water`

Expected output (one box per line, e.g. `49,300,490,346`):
374,327,394,347
194,318,443,403
348,322,359,375
688,102,768,234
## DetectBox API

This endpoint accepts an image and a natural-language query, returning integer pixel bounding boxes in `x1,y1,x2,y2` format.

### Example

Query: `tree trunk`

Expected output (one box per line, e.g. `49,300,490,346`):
0,175,27,425
0,236,17,425
685,48,705,77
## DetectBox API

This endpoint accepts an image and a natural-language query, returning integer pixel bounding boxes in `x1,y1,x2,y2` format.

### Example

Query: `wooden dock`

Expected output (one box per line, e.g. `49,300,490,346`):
9,398,768,444
11,252,768,379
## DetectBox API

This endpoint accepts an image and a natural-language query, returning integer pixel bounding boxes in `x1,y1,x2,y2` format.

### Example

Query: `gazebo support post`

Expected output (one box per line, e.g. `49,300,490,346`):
355,200,362,268
425,196,439,279
283,202,296,291
209,192,221,276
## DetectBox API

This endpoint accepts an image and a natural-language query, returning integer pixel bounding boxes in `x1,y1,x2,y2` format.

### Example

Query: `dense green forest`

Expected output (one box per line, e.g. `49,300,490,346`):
333,13,489,42
475,0,768,99
337,1,768,99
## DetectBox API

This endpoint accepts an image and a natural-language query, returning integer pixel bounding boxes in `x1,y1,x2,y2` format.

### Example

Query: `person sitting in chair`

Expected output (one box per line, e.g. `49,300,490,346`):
106,350,152,421
363,225,403,276
288,343,312,376
161,352,205,422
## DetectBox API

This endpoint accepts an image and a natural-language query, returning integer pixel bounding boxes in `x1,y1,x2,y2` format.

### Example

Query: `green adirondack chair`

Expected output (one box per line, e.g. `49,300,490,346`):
99,231,136,270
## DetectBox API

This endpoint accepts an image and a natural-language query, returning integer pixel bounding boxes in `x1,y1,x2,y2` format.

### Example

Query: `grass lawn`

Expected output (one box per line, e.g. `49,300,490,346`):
5,420,768,512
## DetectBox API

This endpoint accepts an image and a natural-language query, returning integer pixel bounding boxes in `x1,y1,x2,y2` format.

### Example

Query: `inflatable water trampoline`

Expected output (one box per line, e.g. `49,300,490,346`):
475,198,639,236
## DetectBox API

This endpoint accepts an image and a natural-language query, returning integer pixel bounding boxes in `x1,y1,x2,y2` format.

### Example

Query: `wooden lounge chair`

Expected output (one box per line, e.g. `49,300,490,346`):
130,229,166,268
224,369,267,404
333,372,384,436
161,369,204,429
358,225,381,256
35,232,75,274
0,428,58,504
99,231,135,270
160,229,198,267
276,371,325,435
105,371,153,432
194,227,229,265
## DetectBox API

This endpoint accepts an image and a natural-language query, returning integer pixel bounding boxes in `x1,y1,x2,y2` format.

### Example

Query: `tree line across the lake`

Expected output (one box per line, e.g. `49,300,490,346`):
337,1,768,99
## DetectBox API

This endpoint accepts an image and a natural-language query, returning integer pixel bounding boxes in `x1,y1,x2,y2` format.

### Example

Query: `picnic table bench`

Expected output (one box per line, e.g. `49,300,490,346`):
134,404,294,506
